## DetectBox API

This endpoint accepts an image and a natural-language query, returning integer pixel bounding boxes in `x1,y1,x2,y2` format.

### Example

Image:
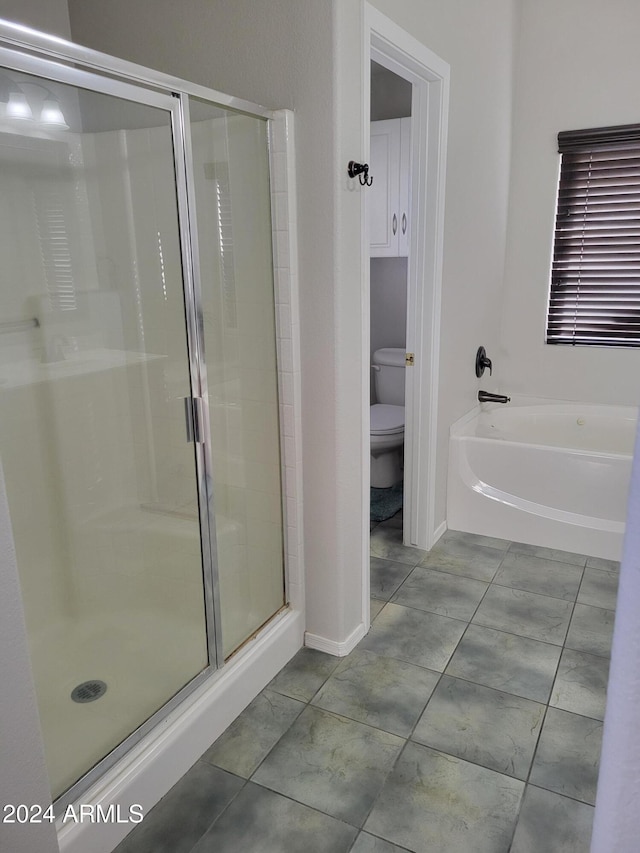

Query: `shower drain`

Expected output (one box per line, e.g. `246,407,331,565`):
71,680,107,704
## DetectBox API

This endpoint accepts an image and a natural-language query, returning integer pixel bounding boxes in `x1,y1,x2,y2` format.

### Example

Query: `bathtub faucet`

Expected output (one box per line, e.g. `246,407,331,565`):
478,390,511,404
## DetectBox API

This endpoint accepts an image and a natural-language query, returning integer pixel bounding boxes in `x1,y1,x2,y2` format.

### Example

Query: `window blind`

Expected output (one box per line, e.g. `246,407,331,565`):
547,123,640,347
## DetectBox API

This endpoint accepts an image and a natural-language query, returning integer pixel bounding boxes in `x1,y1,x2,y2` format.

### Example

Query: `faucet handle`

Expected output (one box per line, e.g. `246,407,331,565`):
475,346,492,377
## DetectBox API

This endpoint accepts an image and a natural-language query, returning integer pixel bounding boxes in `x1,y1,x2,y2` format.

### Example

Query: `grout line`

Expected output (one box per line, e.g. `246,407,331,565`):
505,539,588,566
184,767,248,853
347,830,415,853
355,734,414,833
237,778,366,832
488,577,585,604
524,781,598,808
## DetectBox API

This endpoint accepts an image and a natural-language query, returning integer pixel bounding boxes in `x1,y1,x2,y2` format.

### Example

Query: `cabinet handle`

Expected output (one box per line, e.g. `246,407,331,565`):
402,213,407,235
392,214,397,236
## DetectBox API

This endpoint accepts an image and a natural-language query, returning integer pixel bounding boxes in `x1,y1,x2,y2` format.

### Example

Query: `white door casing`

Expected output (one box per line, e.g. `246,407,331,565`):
362,1,450,621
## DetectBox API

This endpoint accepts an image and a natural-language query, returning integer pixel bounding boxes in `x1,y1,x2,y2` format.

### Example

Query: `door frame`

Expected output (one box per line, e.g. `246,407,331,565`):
362,5,449,564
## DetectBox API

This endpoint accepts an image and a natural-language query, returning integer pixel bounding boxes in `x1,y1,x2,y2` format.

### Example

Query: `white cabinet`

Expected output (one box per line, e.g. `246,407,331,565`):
370,118,411,257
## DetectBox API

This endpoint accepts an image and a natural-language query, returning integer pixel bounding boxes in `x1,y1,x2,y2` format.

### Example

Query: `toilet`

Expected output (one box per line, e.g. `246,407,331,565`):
370,347,406,488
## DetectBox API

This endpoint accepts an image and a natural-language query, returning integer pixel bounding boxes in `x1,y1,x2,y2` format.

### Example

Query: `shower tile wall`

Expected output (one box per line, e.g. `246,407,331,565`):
270,110,304,617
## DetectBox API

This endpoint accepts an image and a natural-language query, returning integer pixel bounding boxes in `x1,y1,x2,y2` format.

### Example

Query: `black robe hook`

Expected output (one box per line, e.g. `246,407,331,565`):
348,161,373,186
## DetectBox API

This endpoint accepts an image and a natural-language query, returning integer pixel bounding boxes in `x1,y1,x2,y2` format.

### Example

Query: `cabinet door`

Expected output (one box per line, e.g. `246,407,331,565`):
370,119,401,257
369,118,410,258
398,117,411,257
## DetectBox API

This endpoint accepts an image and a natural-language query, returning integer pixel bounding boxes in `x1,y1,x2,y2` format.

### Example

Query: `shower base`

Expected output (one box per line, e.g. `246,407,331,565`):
30,607,207,802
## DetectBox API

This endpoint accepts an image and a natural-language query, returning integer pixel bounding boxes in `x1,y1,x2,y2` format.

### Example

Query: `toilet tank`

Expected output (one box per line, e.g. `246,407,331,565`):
373,348,406,405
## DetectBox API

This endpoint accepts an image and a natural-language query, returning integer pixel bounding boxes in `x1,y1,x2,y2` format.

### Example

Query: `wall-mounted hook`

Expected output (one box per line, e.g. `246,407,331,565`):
348,161,373,186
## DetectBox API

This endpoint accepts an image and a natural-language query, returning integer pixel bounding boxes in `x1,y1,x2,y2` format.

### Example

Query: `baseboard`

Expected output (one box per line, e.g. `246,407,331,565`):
432,520,447,547
305,621,367,657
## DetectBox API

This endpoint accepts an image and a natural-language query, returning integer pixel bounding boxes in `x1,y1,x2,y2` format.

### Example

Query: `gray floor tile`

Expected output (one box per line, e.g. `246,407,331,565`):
493,552,583,601
565,603,615,658
311,648,439,737
419,537,505,581
529,707,603,804
364,742,524,853
252,706,403,827
191,782,357,853
201,689,304,778
113,761,243,853
442,528,511,551
412,675,544,780
350,832,409,852
577,568,619,611
508,541,587,567
359,602,467,671
370,524,427,565
391,566,488,621
586,556,620,573
267,647,341,702
446,624,561,702
472,585,572,645
370,598,385,621
550,648,610,721
370,557,414,601
510,785,594,853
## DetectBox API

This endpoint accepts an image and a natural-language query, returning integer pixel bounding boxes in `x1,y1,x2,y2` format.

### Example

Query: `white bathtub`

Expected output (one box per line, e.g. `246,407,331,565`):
447,400,638,561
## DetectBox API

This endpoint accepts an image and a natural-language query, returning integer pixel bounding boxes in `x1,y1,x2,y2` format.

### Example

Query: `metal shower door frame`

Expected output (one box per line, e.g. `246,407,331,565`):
0,38,229,809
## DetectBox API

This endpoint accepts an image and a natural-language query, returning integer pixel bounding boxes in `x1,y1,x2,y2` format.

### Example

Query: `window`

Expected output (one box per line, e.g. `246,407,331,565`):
547,123,640,347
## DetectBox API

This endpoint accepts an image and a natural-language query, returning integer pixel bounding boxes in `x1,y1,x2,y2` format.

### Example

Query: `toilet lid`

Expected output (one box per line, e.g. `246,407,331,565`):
371,403,405,435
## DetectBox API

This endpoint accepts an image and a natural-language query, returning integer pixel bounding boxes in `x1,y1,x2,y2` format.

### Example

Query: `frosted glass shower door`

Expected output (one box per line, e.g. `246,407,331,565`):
188,100,286,656
0,67,212,801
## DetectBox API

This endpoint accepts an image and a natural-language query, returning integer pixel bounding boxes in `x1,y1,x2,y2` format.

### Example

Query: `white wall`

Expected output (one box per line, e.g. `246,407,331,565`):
501,0,640,405
370,257,408,401
591,416,640,848
370,258,408,355
0,0,70,37
371,64,412,121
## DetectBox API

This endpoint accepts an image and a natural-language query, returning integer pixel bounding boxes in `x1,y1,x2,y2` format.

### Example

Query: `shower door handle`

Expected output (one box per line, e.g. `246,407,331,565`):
184,396,204,443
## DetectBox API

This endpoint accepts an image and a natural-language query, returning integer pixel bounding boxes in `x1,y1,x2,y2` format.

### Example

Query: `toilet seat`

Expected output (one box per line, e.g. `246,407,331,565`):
370,403,404,436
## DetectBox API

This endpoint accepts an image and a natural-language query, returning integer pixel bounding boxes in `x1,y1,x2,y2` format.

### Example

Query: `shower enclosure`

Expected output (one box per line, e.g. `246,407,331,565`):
0,31,285,807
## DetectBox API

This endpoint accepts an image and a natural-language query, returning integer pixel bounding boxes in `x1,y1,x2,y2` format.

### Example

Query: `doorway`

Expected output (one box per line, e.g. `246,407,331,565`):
363,5,450,621
369,63,411,530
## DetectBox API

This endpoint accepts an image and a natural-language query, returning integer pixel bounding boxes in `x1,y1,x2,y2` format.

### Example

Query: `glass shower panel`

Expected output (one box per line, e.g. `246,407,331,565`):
189,99,285,656
0,71,209,799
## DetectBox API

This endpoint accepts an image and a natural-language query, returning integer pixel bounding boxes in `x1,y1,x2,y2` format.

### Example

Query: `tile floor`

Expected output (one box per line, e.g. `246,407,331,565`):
114,517,618,853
